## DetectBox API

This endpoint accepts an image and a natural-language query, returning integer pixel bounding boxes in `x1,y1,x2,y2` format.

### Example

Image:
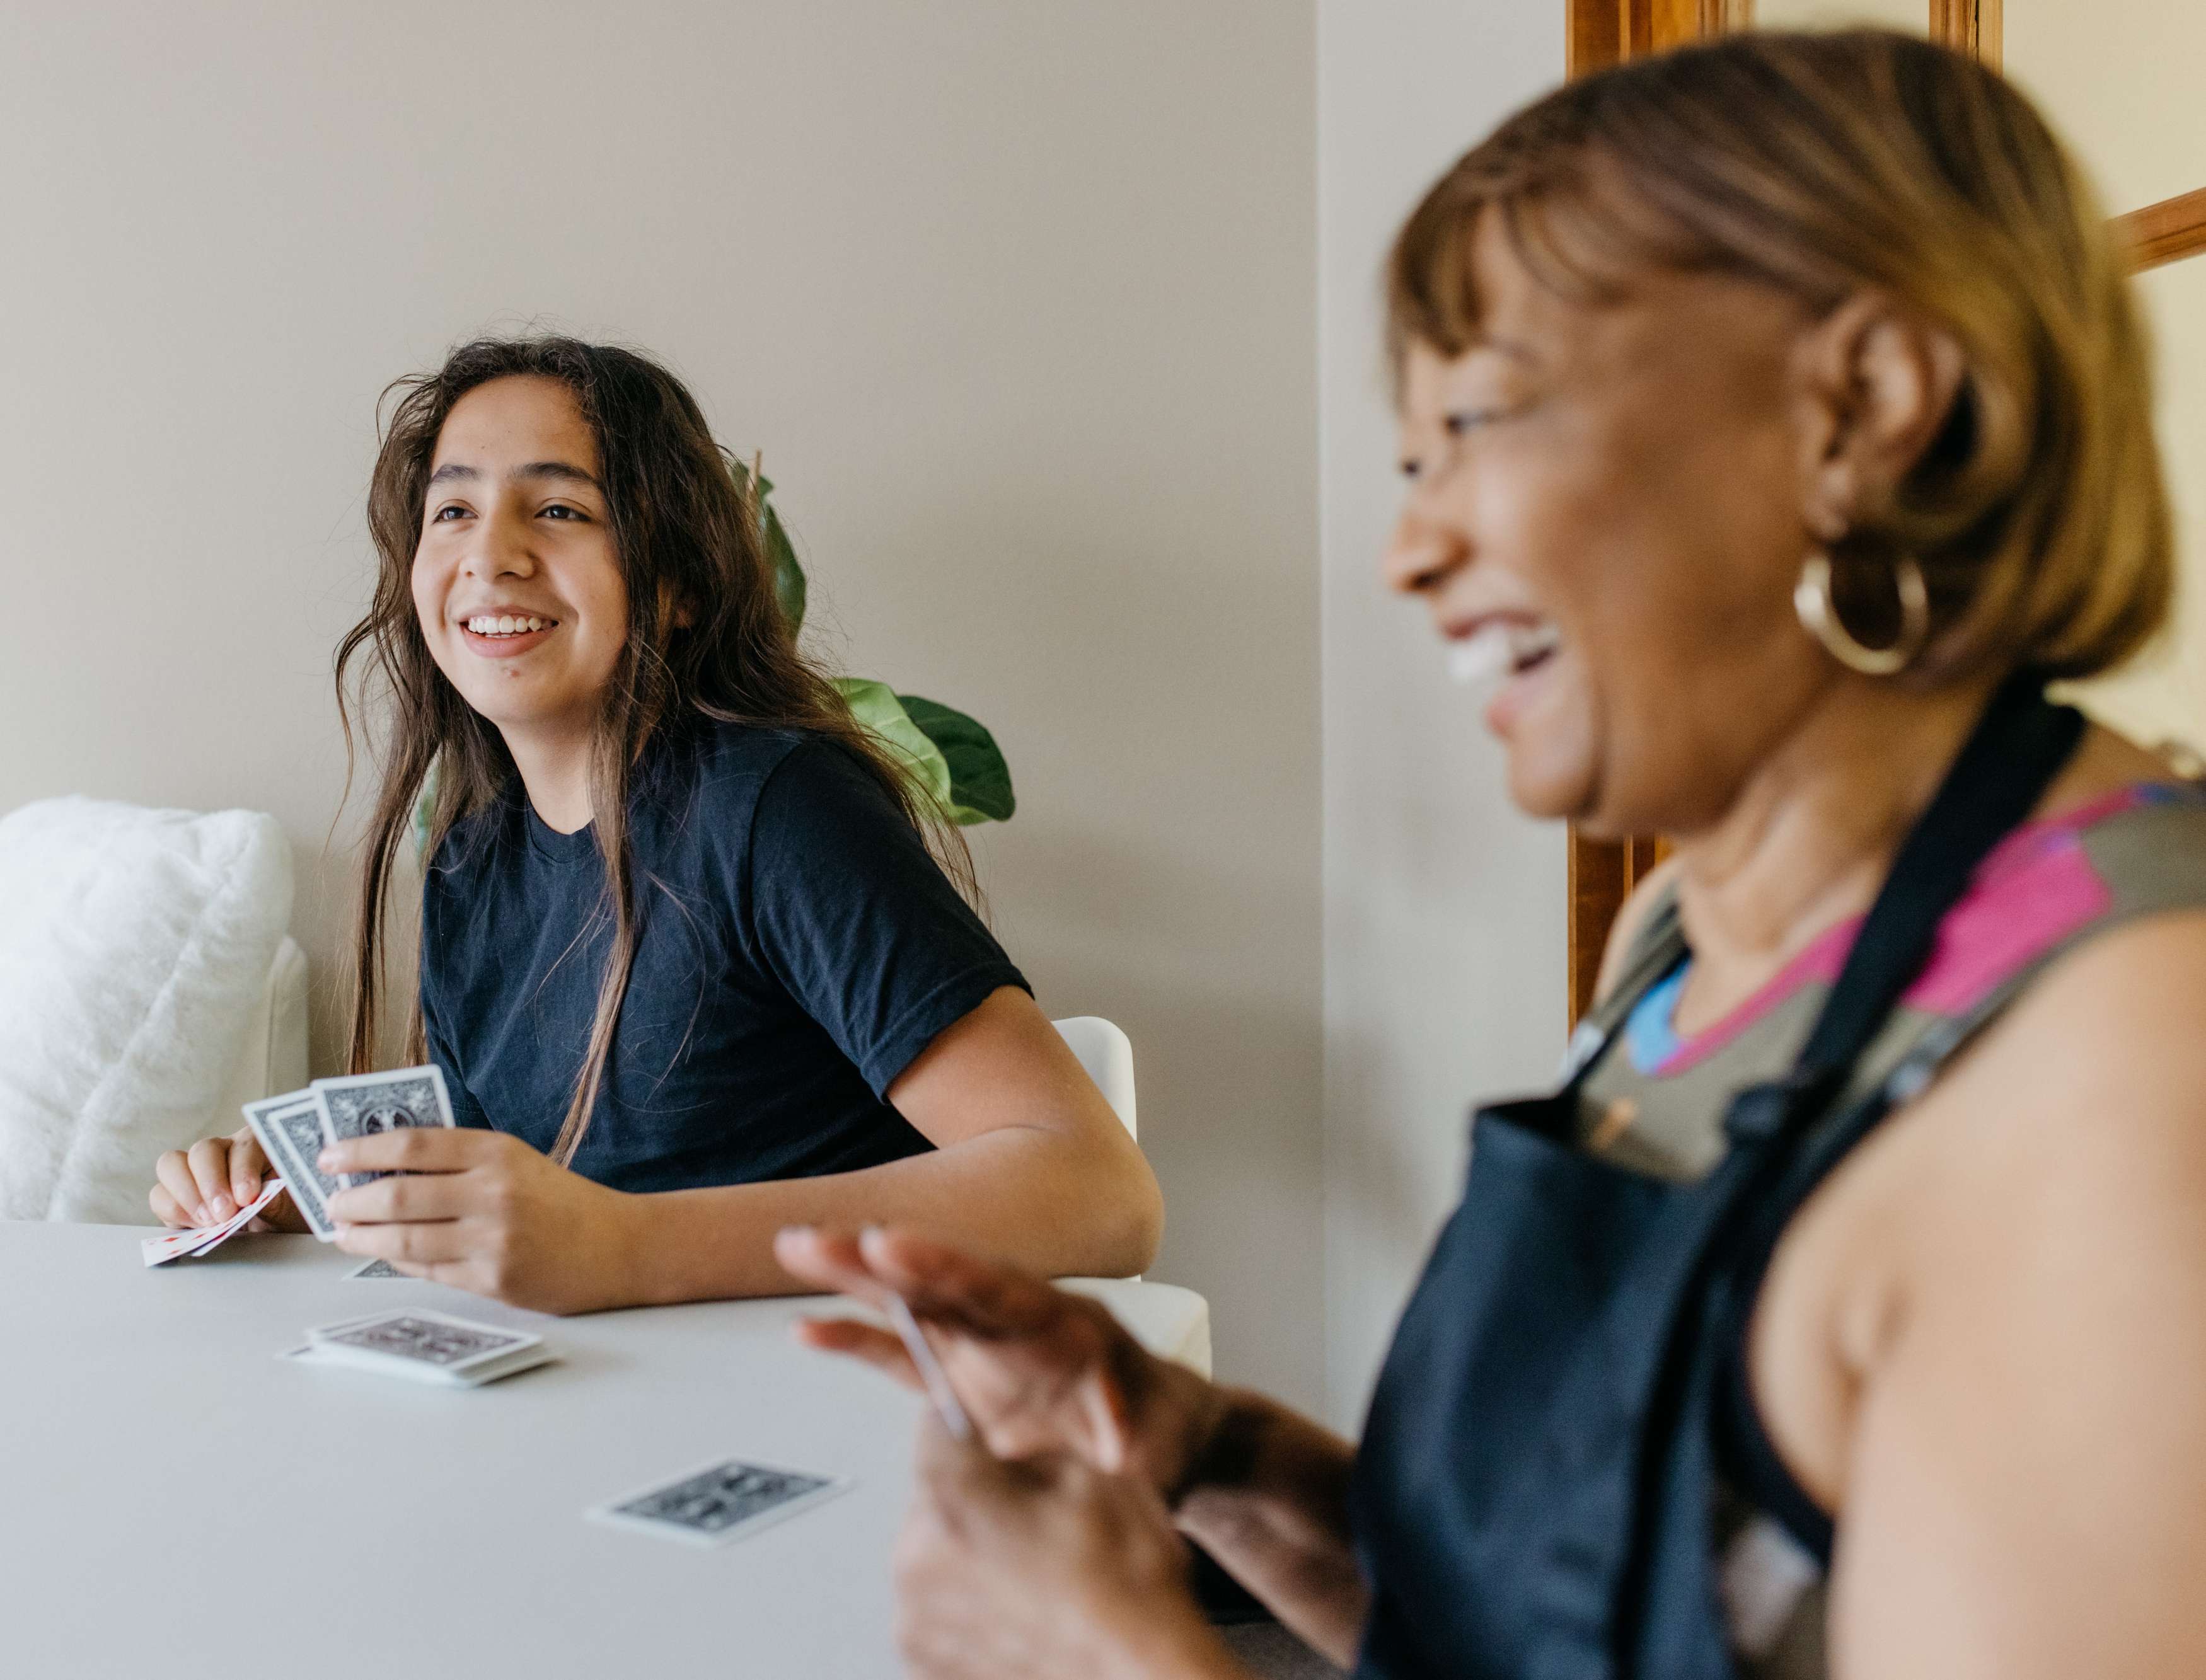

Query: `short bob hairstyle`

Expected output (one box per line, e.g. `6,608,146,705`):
1387,28,2171,684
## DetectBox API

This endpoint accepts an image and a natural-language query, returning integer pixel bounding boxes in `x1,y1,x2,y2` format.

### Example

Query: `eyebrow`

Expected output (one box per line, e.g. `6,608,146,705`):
425,459,602,489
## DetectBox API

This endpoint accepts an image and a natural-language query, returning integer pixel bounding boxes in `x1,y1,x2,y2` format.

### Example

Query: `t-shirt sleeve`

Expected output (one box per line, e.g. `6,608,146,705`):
745,740,1030,1098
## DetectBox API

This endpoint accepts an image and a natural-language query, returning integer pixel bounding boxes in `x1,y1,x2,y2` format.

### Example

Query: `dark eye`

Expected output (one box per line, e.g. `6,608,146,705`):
430,504,469,522
1444,408,1500,437
1399,457,1424,481
540,503,587,521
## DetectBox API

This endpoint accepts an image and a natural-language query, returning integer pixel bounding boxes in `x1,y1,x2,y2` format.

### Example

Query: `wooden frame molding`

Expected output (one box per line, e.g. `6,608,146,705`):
1928,0,2002,69
1561,0,1720,1021
1569,0,1741,77
2117,187,2206,273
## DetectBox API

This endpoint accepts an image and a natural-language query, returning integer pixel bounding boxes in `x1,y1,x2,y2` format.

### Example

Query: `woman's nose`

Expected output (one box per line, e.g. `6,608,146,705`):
1382,508,1467,597
463,513,537,579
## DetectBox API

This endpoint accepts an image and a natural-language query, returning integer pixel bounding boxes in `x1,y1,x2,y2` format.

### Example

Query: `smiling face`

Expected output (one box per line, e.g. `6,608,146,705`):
411,375,629,750
1385,212,1842,837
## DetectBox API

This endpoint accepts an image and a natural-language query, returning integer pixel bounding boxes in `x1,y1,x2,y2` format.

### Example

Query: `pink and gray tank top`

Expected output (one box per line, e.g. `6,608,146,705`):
1574,780,2206,1678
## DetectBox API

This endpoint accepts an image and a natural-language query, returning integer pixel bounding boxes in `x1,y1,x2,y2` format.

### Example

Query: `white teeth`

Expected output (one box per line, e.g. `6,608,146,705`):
1447,621,1561,687
466,615,549,636
1448,625,1514,687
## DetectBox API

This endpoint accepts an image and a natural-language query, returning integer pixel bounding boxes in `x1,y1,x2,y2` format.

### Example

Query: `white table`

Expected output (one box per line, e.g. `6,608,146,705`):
2,1221,1211,1680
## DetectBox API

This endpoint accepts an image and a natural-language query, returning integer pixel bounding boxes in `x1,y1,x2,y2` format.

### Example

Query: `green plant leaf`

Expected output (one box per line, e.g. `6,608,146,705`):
834,677,954,814
898,694,1015,824
730,459,807,631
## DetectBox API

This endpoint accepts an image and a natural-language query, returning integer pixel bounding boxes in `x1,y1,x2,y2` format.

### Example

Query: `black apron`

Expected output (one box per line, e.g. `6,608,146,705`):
1349,676,2084,1679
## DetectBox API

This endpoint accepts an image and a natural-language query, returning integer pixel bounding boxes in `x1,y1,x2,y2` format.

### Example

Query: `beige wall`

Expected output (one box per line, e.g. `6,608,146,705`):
0,2,1324,1406
1317,0,1568,1429
2003,3,2206,752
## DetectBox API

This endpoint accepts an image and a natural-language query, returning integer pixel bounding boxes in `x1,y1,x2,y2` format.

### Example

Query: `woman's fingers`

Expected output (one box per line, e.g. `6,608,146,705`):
775,1226,901,1306
335,1218,470,1267
226,1127,269,1204
792,1315,924,1388
858,1228,1074,1339
328,1170,474,1226
187,1137,238,1224
155,1148,212,1226
148,1178,192,1229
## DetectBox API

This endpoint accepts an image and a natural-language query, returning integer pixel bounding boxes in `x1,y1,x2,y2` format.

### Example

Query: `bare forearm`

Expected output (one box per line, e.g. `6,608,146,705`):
1175,1388,1368,1667
615,1125,1162,1306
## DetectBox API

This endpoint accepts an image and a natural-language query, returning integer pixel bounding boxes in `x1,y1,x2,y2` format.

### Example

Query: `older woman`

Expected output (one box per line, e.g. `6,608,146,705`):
779,30,2206,1680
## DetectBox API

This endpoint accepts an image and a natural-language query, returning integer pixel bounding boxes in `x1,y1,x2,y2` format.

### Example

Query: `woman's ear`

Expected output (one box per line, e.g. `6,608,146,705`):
1790,291,1968,539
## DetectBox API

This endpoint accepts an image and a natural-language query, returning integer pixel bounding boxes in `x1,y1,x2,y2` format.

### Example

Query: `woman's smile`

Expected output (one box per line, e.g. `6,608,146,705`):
457,611,560,660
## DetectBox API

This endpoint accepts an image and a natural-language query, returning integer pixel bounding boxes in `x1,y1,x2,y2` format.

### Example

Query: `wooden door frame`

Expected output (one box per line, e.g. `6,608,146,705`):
1559,0,2206,1022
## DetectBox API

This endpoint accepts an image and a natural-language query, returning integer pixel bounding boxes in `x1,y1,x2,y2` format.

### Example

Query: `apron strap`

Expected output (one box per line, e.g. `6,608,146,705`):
1724,672,2086,1146
1706,672,2086,1564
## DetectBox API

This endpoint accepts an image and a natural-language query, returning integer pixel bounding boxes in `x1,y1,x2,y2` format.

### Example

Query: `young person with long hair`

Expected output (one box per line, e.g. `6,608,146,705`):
149,337,1161,1312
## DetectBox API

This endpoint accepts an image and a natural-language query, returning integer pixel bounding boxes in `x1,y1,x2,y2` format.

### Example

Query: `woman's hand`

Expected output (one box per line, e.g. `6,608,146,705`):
892,1418,1246,1680
149,1127,304,1233
321,1128,639,1314
776,1226,1228,1494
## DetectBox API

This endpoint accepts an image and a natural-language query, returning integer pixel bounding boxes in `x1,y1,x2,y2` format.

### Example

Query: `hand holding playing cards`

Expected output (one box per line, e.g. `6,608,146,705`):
321,1126,638,1314
149,1127,307,1234
777,1228,1228,1497
891,1419,1244,1680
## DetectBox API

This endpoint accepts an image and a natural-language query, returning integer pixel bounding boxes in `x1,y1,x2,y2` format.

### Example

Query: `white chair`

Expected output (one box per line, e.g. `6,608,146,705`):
1052,1015,1137,1137
1051,1015,1212,1377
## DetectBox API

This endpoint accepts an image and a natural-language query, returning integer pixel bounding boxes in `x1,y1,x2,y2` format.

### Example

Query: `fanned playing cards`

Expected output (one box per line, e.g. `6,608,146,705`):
140,1178,287,1267
238,1064,456,1241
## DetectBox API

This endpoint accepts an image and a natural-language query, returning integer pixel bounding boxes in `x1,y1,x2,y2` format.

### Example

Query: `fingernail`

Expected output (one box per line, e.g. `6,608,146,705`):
776,1224,814,1242
211,1195,234,1222
193,1205,211,1226
317,1149,335,1169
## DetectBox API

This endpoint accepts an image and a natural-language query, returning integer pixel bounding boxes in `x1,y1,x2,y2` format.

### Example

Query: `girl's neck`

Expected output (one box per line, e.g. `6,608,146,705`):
504,725,596,835
1666,678,1995,1029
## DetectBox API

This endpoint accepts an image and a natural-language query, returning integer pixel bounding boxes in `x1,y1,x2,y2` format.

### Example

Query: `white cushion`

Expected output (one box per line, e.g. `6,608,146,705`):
0,797,292,1223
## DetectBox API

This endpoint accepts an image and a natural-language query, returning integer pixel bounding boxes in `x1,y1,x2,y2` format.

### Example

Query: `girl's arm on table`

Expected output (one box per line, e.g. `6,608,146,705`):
321,986,1164,1311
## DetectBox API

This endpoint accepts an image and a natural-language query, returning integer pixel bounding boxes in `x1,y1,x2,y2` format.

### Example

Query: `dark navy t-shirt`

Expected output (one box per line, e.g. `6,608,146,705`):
419,720,1028,1194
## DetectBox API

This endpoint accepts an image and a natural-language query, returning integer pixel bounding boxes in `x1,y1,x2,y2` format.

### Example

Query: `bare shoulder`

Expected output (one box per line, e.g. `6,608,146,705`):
1820,912,2206,1677
1941,907,2206,1175
1899,909,2206,1301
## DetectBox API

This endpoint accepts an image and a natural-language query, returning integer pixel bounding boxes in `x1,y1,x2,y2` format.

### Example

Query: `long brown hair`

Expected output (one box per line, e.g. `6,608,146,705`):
1387,28,2171,684
337,336,966,1166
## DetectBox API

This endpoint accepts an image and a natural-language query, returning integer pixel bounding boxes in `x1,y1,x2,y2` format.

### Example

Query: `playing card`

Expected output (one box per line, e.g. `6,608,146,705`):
141,1179,287,1267
300,1308,552,1387
344,1258,408,1280
886,1293,972,1441
241,1091,342,1240
311,1066,454,1189
587,1458,850,1548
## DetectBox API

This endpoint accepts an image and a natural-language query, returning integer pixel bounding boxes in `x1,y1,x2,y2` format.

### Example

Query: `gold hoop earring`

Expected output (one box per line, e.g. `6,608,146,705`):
1794,551,1930,677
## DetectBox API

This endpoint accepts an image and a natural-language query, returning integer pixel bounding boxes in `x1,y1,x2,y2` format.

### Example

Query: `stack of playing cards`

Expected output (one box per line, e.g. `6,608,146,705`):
141,1179,288,1267
241,1065,456,1242
288,1309,554,1388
